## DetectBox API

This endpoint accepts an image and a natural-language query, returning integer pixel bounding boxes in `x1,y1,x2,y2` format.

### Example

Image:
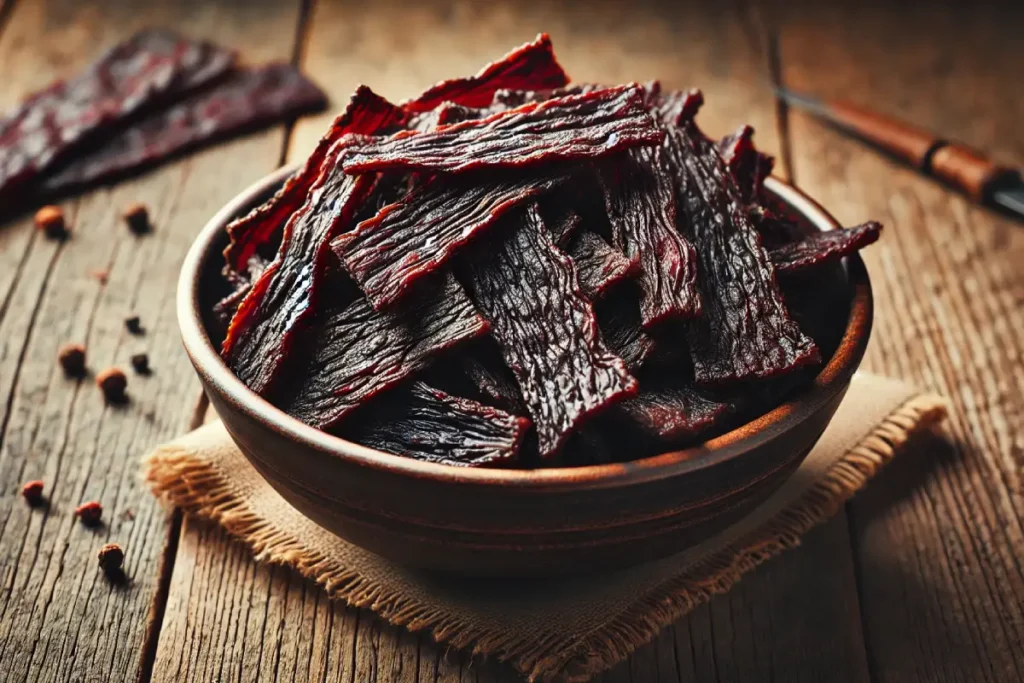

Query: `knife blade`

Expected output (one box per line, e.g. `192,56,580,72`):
776,87,1024,221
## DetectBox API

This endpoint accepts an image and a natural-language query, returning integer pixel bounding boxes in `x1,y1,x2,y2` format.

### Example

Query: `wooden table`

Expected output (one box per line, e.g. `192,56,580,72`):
1,0,1021,680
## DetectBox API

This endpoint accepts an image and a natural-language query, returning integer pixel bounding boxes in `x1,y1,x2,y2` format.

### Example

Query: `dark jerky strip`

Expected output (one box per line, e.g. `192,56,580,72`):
459,207,637,457
213,255,270,324
598,145,701,326
717,125,774,204
332,173,563,311
403,33,567,113
343,85,663,175
770,222,882,273
338,382,529,467
650,87,704,127
491,83,601,108
544,208,581,247
283,276,489,430
222,142,374,396
565,230,639,300
595,295,657,371
42,64,327,192
664,125,818,385
223,86,405,274
617,386,729,441
0,29,235,199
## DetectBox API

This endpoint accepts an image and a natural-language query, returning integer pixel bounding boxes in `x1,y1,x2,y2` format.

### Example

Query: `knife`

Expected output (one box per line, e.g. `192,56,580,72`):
776,87,1024,219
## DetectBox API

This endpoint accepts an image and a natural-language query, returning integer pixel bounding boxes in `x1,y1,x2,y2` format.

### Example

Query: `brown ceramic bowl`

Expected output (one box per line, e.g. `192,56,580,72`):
178,166,872,578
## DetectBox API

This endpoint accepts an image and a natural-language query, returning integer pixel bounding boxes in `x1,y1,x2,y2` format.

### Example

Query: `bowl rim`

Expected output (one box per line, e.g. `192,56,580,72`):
178,165,873,491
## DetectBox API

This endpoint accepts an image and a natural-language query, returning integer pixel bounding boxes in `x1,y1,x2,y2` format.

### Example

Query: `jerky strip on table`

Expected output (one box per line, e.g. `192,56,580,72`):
343,85,663,175
403,33,567,112
222,141,374,396
717,125,774,204
770,221,882,273
332,173,562,311
42,64,327,192
283,276,489,431
223,85,405,275
565,230,639,300
617,386,729,441
664,125,818,385
598,145,701,326
337,382,529,467
460,207,637,458
0,29,235,199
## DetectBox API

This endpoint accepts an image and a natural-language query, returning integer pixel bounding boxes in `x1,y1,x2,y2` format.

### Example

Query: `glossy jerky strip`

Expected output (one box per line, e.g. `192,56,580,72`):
664,125,818,385
459,208,637,457
338,382,529,467
617,386,729,441
595,296,657,371
343,85,663,175
0,29,235,199
403,33,567,113
332,173,563,311
42,64,327,192
717,125,774,204
565,230,639,300
283,276,489,430
598,145,701,326
222,142,374,396
770,221,882,273
223,85,405,274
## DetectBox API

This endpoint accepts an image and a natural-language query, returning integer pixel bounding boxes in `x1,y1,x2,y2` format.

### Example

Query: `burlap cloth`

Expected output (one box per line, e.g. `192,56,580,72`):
144,372,946,681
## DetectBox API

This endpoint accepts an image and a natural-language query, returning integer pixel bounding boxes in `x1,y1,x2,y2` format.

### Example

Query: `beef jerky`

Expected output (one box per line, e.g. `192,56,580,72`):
650,87,704,127
717,125,774,204
42,64,327,192
0,29,235,200
338,382,529,467
213,254,270,324
458,342,526,413
459,207,637,457
770,221,882,274
749,205,805,249
663,125,818,385
406,102,494,132
403,33,568,113
223,85,405,275
565,230,638,300
282,276,489,430
617,386,729,441
491,83,601,108
343,85,663,175
598,145,701,326
333,173,563,310
595,294,657,371
222,141,374,396
543,207,581,247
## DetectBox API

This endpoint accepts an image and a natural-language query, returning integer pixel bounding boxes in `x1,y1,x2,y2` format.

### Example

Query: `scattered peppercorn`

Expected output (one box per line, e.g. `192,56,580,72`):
21,480,45,506
97,543,124,574
34,205,68,239
130,352,150,374
75,500,103,526
89,268,109,285
58,343,87,377
96,367,128,403
122,202,150,234
124,315,142,334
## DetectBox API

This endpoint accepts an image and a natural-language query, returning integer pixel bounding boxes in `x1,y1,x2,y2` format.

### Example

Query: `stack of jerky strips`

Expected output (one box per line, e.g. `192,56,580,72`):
217,35,881,469
0,29,326,200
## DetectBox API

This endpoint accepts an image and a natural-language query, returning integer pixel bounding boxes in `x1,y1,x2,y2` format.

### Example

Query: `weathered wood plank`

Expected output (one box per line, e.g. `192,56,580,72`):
0,0,303,681
780,1,1024,681
152,1,871,681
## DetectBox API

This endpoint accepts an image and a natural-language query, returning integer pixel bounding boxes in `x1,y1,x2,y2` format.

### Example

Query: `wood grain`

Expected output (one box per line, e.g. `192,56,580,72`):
0,0,302,681
151,0,869,681
779,1,1024,681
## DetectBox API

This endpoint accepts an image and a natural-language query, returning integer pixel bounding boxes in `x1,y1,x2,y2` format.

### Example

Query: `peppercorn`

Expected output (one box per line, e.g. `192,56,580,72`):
122,202,150,234
124,315,142,334
96,367,127,403
58,343,87,377
130,352,150,374
75,500,103,526
21,480,45,506
35,205,68,239
97,543,124,574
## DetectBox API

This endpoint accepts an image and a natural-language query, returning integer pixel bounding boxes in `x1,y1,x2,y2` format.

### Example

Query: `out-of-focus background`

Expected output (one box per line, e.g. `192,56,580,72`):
0,0,1021,681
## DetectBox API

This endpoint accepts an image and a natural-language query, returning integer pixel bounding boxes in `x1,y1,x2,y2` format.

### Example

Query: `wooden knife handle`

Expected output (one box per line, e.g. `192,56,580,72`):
825,99,1017,201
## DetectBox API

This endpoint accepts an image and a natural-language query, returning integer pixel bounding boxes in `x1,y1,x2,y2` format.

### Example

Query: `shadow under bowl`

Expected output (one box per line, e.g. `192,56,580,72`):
178,167,873,578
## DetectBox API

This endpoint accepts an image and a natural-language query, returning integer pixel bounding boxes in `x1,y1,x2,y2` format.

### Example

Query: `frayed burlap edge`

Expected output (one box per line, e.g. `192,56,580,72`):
144,394,946,682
